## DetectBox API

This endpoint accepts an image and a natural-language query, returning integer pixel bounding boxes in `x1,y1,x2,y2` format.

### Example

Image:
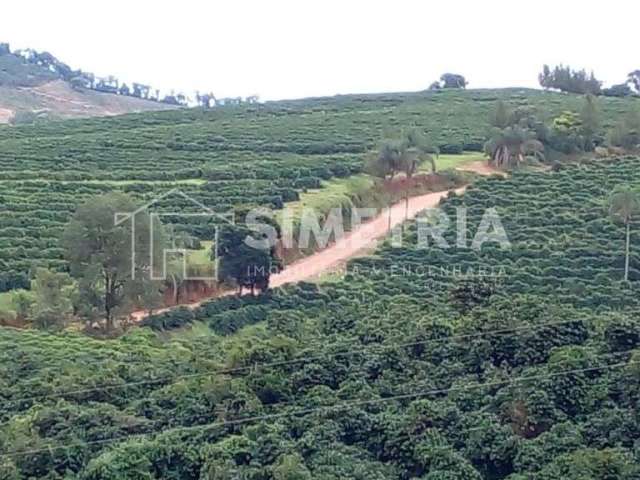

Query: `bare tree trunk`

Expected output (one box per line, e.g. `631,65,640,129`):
388,206,392,231
625,222,631,281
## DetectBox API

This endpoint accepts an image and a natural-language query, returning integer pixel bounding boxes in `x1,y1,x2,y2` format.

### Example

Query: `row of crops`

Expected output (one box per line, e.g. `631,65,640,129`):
1,158,639,477
0,88,638,291
348,156,640,309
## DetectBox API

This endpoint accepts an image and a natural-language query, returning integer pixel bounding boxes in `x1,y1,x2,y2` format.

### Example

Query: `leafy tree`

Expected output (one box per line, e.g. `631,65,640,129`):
603,83,633,97
217,223,282,295
538,64,602,95
535,448,640,480
489,100,513,129
580,94,600,150
627,70,640,94
272,453,312,480
62,192,165,330
449,277,499,314
10,290,34,321
118,83,131,96
608,186,640,281
30,268,75,329
548,110,588,153
440,73,467,89
406,129,439,174
366,132,438,221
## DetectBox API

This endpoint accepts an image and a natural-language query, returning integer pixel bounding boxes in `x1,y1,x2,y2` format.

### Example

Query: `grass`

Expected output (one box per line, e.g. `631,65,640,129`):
433,152,485,170
282,175,376,220
0,291,14,311
279,154,478,228
187,241,214,265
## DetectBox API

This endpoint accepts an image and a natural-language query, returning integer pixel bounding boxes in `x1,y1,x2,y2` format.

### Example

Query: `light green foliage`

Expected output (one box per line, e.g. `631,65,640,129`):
62,192,166,329
30,268,75,328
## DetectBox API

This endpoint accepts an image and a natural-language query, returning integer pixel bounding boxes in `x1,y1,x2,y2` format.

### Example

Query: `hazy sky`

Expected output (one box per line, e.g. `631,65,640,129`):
3,0,638,100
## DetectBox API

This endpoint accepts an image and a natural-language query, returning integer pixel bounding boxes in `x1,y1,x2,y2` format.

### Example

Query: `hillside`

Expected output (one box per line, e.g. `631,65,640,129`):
0,47,177,123
0,80,177,123
0,88,638,292
2,159,639,478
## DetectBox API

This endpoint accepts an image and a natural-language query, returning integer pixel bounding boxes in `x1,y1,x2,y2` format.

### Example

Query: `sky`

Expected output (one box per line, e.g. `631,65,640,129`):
2,0,639,101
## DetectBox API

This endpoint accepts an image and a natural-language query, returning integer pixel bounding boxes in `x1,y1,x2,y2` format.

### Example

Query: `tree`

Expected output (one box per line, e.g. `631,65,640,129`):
216,224,282,295
440,73,467,89
608,186,640,281
607,108,640,150
489,100,513,129
119,83,131,96
30,268,76,329
70,76,88,91
403,129,439,218
406,129,439,174
10,290,33,321
627,70,640,94
538,64,602,95
580,94,600,150
484,125,545,168
62,193,165,331
603,83,633,97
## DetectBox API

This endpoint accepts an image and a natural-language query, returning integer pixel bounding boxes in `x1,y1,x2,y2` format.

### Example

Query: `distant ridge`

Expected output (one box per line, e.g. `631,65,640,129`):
0,42,179,123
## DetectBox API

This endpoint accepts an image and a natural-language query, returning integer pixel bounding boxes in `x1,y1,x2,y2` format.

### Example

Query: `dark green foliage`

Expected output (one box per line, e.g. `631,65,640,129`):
604,83,634,98
2,96,640,478
440,73,468,89
217,223,282,294
142,306,195,331
539,64,602,95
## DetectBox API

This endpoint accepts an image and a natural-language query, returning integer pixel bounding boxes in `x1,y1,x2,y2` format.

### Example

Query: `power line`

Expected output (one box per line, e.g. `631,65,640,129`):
3,317,592,405
1,355,635,460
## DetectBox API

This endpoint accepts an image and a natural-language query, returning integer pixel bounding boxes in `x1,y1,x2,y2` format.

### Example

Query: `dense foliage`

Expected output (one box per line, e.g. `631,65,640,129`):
1,160,639,478
539,64,602,95
1,88,639,291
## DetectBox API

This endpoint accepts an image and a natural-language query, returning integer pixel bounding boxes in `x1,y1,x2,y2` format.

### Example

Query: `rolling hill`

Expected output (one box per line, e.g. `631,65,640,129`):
0,46,177,123
0,87,638,291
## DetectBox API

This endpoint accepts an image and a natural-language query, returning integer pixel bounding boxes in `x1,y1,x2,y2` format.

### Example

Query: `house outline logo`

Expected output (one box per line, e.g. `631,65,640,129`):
114,188,235,282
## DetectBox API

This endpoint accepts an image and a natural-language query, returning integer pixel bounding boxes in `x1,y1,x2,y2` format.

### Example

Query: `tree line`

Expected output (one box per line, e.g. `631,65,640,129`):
0,42,259,107
539,64,640,98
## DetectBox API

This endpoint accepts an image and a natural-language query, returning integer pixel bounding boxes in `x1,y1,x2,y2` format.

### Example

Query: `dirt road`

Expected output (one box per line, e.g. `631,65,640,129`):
270,186,465,286
131,162,500,321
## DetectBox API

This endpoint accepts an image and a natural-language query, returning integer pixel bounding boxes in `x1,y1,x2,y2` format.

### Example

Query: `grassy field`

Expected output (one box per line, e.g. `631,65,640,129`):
432,151,485,170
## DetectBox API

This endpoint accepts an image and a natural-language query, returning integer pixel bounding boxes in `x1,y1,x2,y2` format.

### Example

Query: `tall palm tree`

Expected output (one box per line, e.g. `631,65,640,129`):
403,130,439,218
609,186,640,281
484,126,545,168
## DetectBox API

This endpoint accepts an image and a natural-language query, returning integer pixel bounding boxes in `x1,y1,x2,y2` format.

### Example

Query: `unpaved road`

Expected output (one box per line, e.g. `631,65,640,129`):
131,162,500,321
270,186,466,286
